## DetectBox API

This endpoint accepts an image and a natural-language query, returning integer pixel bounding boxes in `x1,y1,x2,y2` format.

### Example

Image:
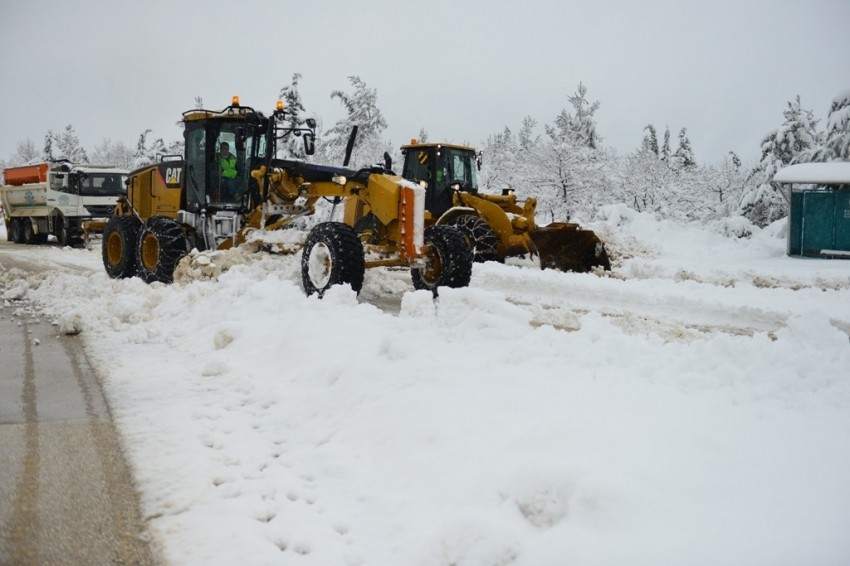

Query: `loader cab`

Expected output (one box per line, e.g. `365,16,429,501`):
401,143,480,217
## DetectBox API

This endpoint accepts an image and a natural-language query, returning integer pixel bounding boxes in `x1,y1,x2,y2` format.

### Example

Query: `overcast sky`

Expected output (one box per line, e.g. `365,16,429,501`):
1,0,847,166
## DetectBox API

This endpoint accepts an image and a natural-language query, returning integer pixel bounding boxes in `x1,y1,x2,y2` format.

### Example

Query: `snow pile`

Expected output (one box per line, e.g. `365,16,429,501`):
4,209,850,565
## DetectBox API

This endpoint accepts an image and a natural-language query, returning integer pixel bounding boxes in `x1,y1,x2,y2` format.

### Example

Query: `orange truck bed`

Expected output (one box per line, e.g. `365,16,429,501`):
3,163,49,186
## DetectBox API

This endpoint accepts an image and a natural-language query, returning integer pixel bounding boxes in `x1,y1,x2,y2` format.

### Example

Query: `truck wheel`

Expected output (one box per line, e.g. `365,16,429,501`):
446,214,499,263
135,217,187,284
9,218,24,244
21,219,35,244
103,216,142,279
411,225,473,292
301,222,365,297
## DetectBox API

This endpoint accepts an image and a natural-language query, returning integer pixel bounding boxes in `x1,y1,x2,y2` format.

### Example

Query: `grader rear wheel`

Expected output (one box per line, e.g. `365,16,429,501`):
135,216,188,284
411,225,473,292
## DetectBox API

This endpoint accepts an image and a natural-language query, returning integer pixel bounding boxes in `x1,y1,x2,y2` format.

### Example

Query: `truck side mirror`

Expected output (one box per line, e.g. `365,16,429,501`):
303,133,315,156
305,118,317,129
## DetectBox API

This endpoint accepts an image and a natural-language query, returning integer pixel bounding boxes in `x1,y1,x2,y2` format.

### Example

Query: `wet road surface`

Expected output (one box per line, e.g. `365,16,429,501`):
0,311,157,565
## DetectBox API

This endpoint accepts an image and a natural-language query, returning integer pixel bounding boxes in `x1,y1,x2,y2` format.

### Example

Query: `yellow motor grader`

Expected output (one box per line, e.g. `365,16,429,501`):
100,98,472,295
398,141,610,272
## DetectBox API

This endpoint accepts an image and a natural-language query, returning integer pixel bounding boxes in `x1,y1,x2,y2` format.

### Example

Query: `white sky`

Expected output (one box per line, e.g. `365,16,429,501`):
1,0,848,165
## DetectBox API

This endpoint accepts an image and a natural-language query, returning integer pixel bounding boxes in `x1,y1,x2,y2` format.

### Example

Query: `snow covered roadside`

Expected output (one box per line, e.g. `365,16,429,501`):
3,211,850,565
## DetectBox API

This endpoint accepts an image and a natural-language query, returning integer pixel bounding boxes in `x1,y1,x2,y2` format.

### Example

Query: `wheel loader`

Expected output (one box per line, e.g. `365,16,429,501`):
398,141,610,272
101,98,472,295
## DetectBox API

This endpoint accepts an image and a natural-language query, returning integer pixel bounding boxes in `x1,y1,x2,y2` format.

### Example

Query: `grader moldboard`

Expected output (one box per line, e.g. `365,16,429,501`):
398,141,611,272
101,98,473,295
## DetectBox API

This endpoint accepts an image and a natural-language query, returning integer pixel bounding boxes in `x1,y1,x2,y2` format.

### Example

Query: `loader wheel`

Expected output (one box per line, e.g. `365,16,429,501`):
446,214,499,263
301,222,365,297
103,216,142,279
135,216,188,284
411,225,473,292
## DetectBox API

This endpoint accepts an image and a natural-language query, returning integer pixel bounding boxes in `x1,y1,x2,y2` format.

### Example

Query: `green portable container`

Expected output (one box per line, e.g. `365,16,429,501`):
772,162,850,258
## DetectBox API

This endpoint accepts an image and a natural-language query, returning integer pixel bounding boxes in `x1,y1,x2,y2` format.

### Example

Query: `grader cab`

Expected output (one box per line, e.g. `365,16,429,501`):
400,141,610,272
101,98,472,295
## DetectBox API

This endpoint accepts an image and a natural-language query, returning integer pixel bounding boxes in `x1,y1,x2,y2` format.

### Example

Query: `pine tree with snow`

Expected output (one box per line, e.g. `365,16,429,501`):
319,76,389,167
660,127,671,162
641,124,659,156
673,128,696,169
54,124,88,163
806,89,850,161
134,129,167,168
278,73,311,159
43,130,55,161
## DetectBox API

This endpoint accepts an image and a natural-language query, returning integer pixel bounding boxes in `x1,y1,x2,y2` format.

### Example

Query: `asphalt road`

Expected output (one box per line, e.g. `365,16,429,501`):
0,291,157,564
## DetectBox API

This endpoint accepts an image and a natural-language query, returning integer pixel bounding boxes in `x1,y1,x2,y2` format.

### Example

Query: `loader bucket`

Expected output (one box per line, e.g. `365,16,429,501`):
529,222,611,272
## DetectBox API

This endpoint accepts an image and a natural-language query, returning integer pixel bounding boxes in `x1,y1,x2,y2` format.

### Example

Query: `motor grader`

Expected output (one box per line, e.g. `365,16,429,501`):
398,141,610,272
101,98,472,295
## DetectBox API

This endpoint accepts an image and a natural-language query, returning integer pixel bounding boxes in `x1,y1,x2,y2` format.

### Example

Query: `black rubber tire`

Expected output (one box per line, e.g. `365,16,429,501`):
135,216,187,284
10,218,24,244
445,214,499,263
411,225,473,292
57,216,73,247
102,216,142,279
21,219,35,244
301,222,365,297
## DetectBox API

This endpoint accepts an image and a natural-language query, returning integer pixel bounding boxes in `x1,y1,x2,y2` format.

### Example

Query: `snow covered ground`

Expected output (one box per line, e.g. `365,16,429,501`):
2,206,850,565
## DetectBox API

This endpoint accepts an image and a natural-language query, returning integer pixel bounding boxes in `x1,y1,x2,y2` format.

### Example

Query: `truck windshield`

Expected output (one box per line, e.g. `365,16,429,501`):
79,173,127,197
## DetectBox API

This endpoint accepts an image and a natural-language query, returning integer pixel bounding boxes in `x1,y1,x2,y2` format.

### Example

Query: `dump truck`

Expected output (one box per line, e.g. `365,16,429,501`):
397,141,610,272
1,161,127,246
102,98,472,296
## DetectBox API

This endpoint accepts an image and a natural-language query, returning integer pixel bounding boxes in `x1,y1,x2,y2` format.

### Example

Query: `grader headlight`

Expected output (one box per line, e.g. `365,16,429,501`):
332,175,347,186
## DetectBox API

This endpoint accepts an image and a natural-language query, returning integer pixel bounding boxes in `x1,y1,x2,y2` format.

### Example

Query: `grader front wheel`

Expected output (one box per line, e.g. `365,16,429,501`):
301,222,366,297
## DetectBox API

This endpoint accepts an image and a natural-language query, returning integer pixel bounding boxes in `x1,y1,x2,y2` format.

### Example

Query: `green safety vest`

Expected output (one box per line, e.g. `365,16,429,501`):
219,154,237,179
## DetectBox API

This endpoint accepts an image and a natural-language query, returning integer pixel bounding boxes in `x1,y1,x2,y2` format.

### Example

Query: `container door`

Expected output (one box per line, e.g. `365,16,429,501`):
801,191,834,255
833,190,850,252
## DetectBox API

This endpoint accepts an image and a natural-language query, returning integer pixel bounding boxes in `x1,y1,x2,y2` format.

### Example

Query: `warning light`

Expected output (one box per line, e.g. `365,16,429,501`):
232,95,240,106
276,100,285,111
409,138,417,145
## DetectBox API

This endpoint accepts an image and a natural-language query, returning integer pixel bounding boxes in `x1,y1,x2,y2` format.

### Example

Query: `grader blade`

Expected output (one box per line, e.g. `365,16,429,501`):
529,222,611,272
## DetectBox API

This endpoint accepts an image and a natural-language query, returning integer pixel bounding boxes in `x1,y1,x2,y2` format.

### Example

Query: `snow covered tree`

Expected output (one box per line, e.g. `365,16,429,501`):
53,124,88,163
549,82,601,149
43,130,55,161
739,96,819,227
5,139,40,166
805,89,850,162
660,126,671,162
90,139,136,169
319,75,389,167
673,127,696,170
194,96,204,109
278,73,312,159
640,124,659,156
417,128,428,143
134,129,167,168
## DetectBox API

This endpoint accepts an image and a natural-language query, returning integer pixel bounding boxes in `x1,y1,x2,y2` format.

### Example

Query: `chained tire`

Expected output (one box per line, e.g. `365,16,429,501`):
102,216,142,279
411,225,473,292
135,216,187,284
21,218,35,244
301,222,365,297
446,214,499,263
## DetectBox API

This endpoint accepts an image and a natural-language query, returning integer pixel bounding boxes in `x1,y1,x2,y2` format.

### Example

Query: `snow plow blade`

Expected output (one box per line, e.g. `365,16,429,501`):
529,222,611,272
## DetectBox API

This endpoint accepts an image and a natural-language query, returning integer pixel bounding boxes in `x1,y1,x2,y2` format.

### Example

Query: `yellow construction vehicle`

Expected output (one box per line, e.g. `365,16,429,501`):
398,141,610,272
101,98,472,295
